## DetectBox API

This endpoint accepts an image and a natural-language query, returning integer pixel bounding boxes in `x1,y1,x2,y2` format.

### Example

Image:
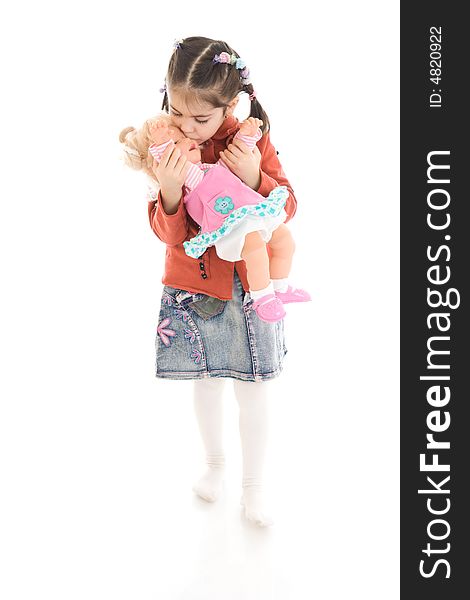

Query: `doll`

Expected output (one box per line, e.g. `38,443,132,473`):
120,116,311,322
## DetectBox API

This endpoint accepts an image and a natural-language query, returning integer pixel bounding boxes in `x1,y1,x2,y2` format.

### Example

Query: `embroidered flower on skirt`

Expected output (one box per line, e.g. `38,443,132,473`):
157,318,176,347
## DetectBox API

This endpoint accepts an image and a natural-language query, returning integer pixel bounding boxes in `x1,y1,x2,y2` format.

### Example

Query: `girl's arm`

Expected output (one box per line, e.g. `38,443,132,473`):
215,128,262,171
147,189,190,247
256,132,297,222
147,142,205,245
219,123,296,216
146,140,189,245
149,141,204,192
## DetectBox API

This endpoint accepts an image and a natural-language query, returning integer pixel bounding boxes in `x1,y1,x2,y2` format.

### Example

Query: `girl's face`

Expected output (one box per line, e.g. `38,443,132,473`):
167,88,238,146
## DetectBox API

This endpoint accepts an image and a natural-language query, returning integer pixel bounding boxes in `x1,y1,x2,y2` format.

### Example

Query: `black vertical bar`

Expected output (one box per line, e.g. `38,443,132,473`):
401,3,469,597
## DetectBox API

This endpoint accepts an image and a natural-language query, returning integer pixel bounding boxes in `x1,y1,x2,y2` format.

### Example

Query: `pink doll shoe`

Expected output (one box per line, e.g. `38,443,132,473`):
275,285,312,304
251,294,286,323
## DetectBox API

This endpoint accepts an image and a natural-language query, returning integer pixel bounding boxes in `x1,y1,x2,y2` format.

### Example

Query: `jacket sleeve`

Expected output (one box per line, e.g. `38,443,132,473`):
147,191,190,246
256,132,297,223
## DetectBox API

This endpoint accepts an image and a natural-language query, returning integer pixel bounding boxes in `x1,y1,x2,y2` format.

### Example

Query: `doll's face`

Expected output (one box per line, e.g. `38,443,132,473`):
167,125,202,163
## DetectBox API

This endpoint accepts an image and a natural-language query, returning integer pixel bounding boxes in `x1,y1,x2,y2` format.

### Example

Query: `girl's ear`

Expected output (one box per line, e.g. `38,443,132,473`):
226,96,240,116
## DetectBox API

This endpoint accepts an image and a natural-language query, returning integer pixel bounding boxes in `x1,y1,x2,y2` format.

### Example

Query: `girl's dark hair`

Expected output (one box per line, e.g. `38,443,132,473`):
161,36,270,134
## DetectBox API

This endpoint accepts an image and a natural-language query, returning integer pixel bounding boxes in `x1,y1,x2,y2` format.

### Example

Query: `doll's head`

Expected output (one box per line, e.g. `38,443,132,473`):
119,115,170,180
159,124,202,163
119,115,201,181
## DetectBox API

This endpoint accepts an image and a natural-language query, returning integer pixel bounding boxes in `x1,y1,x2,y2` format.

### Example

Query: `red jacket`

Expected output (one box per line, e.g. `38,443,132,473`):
147,115,297,300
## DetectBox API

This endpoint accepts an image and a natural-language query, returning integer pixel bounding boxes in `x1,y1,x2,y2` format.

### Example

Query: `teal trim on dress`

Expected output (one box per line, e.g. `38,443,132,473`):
183,186,289,259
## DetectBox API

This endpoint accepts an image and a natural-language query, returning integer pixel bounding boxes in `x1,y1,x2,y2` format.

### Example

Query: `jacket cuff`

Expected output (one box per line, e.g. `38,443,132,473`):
257,169,279,197
151,191,188,245
156,190,185,217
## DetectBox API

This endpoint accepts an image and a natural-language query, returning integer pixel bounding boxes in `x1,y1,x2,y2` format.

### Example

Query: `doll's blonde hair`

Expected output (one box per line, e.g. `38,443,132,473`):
119,113,172,180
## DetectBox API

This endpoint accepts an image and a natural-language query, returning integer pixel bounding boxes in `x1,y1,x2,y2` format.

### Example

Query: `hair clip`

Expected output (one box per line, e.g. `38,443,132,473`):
213,52,231,64
213,53,252,84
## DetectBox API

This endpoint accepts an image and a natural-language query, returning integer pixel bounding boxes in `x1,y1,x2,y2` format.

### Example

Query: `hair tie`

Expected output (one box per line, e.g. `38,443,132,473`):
249,91,257,102
173,38,183,50
159,83,167,94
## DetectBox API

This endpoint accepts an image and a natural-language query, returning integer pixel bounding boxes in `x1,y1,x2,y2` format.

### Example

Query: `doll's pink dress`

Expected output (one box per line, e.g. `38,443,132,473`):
149,129,288,262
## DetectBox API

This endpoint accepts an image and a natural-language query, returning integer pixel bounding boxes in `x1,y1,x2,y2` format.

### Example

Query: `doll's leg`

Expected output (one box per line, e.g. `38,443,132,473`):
267,223,295,282
241,232,286,322
268,224,311,302
233,379,274,527
240,231,271,292
192,378,226,502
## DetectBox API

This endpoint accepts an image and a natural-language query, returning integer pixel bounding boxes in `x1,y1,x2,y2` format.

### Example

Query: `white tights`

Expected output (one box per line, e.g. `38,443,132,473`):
192,378,273,527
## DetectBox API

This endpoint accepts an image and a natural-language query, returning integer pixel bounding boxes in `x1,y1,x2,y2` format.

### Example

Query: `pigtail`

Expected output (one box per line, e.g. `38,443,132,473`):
242,83,270,135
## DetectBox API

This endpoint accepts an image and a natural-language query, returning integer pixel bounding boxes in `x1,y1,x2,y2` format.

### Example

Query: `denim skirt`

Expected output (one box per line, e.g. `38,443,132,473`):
154,271,287,382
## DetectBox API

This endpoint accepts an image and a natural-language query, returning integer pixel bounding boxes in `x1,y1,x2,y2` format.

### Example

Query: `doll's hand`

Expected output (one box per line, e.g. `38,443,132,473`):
149,120,172,145
219,141,262,190
238,117,263,137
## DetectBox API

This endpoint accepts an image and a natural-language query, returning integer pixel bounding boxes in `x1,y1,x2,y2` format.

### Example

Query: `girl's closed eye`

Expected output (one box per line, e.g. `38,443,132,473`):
170,110,209,125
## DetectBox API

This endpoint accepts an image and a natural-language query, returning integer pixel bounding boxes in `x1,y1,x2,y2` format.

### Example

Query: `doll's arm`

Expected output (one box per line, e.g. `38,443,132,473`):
233,117,263,149
233,127,262,150
184,163,205,191
148,140,172,162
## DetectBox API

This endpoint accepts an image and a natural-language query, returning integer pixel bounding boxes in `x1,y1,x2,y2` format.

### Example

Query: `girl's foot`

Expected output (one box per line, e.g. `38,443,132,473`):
192,466,225,502
240,489,274,527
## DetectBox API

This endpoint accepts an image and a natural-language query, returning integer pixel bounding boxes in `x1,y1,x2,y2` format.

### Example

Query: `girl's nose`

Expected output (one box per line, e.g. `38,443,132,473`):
180,119,194,134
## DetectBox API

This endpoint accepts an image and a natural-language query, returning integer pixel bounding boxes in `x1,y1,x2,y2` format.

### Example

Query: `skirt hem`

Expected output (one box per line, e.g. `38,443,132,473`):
155,360,286,383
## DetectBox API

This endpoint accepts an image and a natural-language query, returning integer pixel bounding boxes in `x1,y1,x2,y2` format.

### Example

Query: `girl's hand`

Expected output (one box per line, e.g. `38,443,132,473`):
219,141,262,190
150,142,190,210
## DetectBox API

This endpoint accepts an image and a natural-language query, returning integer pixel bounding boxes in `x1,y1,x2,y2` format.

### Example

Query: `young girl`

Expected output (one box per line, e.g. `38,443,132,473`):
145,36,301,527
121,115,311,322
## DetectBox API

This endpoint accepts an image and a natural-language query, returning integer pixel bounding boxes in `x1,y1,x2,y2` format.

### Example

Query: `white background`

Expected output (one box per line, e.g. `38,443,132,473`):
0,1,399,598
